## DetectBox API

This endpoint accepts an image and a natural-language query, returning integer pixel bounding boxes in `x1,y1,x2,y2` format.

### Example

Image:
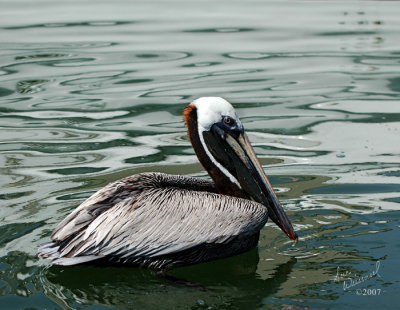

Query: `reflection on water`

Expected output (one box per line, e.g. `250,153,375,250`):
1,0,399,309
40,251,299,310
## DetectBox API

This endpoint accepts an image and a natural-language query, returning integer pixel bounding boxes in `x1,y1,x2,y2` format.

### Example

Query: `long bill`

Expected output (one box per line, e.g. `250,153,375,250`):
205,126,298,241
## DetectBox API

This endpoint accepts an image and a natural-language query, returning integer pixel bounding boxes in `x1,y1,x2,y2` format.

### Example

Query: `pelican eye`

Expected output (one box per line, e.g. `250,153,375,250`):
223,116,235,126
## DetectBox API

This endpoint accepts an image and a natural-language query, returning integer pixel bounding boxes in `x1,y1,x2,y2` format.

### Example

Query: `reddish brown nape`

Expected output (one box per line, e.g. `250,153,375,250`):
182,104,196,132
183,104,248,199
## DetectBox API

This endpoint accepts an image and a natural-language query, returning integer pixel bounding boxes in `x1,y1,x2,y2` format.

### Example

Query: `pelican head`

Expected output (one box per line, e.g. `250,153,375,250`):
184,97,297,241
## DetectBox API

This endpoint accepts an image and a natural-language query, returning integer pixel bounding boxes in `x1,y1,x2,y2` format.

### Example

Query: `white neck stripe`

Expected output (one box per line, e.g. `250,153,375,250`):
197,125,241,188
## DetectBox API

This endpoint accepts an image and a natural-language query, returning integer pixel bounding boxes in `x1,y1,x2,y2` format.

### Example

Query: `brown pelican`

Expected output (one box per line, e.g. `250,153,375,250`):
38,97,297,270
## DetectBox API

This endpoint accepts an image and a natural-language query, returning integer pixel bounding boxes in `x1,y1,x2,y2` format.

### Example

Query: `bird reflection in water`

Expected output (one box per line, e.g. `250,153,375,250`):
40,251,297,310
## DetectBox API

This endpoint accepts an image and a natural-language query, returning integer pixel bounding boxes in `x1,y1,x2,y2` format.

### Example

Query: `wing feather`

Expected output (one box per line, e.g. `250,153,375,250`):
40,173,268,265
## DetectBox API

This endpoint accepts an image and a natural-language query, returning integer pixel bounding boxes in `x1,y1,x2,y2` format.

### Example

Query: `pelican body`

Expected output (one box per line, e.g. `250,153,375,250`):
38,97,297,270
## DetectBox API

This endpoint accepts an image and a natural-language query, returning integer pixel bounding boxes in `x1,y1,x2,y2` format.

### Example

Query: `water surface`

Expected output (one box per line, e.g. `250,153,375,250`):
1,0,399,309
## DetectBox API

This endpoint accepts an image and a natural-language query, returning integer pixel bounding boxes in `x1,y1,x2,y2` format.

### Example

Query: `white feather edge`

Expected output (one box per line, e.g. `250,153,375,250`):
192,97,242,188
197,124,241,188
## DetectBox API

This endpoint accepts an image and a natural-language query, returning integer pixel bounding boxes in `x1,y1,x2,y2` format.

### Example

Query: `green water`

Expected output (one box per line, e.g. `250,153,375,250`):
1,0,399,309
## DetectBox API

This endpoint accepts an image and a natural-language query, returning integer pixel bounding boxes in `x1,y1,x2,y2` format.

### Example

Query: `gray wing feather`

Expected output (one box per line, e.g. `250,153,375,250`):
41,173,268,264
52,255,100,266
50,177,140,242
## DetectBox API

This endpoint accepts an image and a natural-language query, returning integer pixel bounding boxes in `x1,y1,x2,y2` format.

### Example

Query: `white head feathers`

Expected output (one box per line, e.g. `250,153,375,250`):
191,97,241,131
190,97,242,187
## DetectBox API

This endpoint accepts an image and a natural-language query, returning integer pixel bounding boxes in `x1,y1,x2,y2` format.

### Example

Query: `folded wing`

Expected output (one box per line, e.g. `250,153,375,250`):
39,173,268,267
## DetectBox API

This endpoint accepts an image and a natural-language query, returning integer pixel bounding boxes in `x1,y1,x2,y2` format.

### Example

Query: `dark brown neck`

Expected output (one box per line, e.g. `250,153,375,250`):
183,105,248,199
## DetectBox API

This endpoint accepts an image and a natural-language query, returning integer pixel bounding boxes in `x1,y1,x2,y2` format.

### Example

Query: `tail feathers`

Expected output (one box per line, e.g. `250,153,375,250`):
38,241,102,266
52,255,101,266
38,242,60,259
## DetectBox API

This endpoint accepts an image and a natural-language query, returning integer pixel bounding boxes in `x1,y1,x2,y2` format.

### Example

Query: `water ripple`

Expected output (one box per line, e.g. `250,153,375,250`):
183,27,256,33
1,0,400,308
3,20,135,30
